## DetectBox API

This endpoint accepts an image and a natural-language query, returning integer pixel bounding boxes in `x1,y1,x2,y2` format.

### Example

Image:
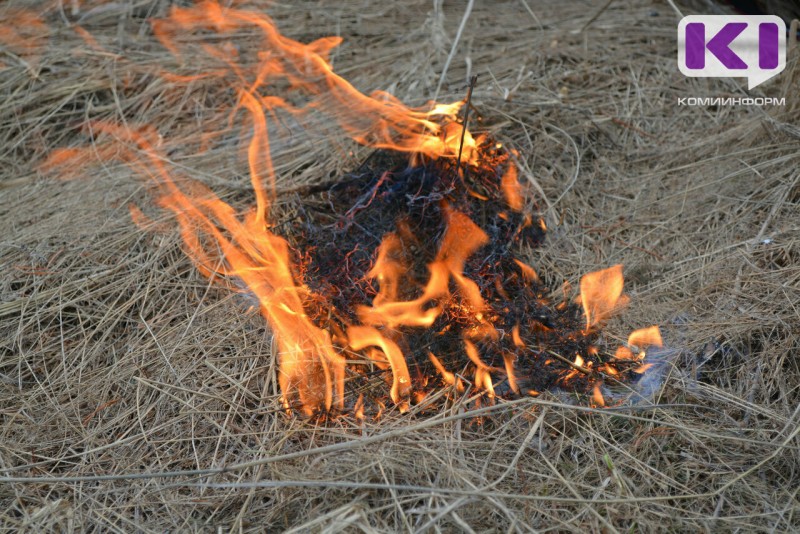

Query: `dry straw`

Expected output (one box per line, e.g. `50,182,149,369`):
1,0,798,531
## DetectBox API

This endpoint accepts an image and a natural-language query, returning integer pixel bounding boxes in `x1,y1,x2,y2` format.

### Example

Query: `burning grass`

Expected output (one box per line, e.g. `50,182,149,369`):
1,0,799,531
285,147,654,414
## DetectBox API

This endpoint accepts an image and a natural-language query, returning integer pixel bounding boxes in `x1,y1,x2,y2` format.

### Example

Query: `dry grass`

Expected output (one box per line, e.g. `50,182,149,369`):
1,0,799,531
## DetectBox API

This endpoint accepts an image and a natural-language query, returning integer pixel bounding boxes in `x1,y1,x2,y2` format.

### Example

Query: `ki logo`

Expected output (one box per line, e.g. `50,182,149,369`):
678,15,787,90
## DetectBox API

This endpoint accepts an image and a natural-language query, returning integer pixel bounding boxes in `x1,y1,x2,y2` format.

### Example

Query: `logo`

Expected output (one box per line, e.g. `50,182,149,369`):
678,15,786,89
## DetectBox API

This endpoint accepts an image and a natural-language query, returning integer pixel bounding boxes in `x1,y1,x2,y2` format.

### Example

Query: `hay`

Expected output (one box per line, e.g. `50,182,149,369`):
1,0,798,531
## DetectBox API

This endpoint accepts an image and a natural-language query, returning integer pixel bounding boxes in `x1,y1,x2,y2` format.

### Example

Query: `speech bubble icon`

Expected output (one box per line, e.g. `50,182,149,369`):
678,15,786,90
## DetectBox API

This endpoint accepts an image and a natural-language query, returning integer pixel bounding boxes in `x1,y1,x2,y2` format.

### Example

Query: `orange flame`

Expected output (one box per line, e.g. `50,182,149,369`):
149,1,478,165
628,326,663,350
78,121,349,415
464,340,495,399
357,207,489,328
514,259,540,284
429,352,464,392
511,324,525,348
145,1,487,413
579,264,629,330
502,352,520,395
354,394,365,422
615,326,663,361
592,383,606,407
39,1,664,415
501,162,524,212
347,326,411,411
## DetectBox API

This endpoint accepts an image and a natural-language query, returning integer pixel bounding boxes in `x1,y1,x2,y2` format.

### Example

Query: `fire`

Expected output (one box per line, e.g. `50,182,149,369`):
144,0,486,413
514,259,540,284
628,326,664,350
150,0,479,165
464,340,496,399
501,163,525,212
616,325,664,361
578,264,630,331
503,352,521,395
356,207,489,329
42,0,662,417
592,383,606,407
354,394,365,422
347,326,411,411
429,352,464,392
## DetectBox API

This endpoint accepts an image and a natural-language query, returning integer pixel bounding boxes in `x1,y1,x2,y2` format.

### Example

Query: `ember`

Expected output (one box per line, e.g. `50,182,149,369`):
49,0,662,417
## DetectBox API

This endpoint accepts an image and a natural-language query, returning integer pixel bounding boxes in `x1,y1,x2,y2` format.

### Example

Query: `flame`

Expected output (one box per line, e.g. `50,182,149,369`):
357,207,489,328
579,264,629,330
74,120,349,416
511,324,525,348
38,0,665,416
141,1,488,413
365,233,406,308
601,364,619,376
354,394,365,422
501,162,524,212
149,1,478,165
514,259,540,284
614,346,635,360
615,326,663,361
464,340,495,398
429,352,464,392
347,326,411,411
628,326,663,350
592,383,606,407
502,352,520,395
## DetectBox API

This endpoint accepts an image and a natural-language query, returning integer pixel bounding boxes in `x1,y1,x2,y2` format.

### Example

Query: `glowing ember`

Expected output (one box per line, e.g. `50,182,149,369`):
44,1,662,417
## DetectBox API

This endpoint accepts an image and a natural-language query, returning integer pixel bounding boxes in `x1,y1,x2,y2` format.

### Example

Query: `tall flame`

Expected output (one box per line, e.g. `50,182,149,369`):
136,1,486,413
150,0,478,166
41,1,662,415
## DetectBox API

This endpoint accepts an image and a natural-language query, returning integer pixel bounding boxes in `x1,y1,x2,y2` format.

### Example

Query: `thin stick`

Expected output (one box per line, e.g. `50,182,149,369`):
432,0,475,103
456,74,478,181
575,0,614,34
665,0,685,18
546,350,593,375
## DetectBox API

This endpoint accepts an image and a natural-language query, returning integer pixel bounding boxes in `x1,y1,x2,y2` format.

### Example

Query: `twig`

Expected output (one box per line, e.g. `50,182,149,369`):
518,0,543,31
546,350,593,375
433,0,475,103
665,0,684,18
456,75,478,181
545,123,581,212
575,0,613,34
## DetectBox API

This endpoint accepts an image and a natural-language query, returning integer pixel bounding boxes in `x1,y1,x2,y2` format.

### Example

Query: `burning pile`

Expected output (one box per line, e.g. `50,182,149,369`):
47,1,662,417
285,147,662,417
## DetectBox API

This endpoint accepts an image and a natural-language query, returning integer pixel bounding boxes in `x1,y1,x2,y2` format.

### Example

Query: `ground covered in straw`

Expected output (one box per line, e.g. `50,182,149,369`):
1,0,798,531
